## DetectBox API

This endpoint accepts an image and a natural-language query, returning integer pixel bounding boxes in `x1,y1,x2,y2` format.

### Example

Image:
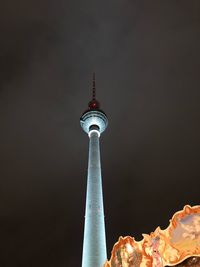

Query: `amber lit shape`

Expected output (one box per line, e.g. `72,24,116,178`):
104,205,200,267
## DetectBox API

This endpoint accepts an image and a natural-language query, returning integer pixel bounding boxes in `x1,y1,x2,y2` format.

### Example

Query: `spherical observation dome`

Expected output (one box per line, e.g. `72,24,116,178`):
80,109,108,135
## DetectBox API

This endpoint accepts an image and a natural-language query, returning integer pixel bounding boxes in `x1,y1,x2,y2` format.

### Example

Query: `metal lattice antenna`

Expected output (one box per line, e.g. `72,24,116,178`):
92,72,96,100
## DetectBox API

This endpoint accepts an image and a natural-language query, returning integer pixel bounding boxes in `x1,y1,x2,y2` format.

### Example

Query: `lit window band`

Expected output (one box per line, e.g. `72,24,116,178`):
88,125,100,138
88,129,100,138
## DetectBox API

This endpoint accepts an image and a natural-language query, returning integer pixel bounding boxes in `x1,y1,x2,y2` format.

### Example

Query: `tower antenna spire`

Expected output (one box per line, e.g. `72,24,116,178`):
92,72,96,100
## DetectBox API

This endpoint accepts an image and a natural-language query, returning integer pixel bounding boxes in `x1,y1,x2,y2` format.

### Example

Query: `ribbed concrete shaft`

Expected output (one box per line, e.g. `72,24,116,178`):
82,130,107,267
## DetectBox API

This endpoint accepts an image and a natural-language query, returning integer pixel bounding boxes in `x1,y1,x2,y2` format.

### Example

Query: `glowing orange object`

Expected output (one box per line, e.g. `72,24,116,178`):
104,205,200,267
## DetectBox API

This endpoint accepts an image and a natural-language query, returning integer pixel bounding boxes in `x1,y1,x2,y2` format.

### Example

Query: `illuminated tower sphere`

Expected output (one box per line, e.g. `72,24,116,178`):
80,74,108,267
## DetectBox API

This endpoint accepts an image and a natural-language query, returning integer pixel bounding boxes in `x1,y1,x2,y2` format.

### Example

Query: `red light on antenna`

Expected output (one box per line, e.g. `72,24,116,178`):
88,99,99,110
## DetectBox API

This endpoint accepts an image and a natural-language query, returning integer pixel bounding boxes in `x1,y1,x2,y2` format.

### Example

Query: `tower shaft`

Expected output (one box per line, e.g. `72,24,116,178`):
82,130,107,267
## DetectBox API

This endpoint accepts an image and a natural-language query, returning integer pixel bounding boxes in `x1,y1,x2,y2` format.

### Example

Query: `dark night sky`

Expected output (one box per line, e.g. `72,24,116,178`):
0,0,200,266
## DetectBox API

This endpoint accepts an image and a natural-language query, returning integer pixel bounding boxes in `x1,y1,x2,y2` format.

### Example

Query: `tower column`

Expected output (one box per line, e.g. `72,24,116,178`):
82,129,107,267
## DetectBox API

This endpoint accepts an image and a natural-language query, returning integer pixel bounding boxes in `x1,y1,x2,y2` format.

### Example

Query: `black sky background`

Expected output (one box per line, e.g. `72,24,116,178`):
0,0,200,266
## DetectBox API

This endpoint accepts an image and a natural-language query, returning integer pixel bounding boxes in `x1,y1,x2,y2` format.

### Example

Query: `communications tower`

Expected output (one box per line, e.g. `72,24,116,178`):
80,74,108,267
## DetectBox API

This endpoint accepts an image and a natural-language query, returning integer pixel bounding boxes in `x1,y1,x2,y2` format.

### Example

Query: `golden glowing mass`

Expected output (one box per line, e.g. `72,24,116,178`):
104,205,200,267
